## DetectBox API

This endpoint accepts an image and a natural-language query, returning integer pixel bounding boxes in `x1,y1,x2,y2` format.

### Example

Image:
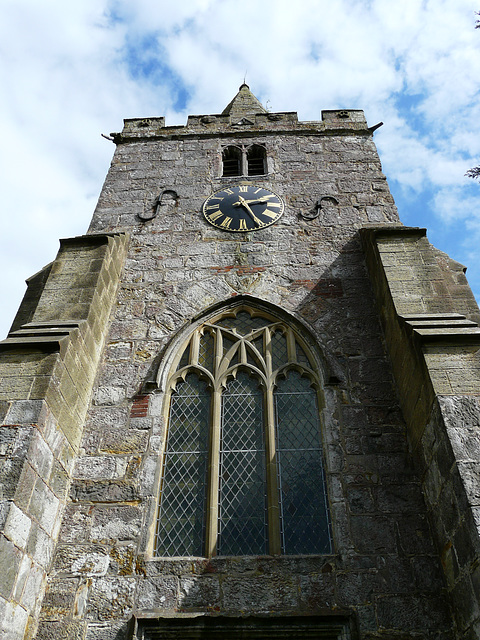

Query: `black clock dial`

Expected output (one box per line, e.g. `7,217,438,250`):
203,185,284,232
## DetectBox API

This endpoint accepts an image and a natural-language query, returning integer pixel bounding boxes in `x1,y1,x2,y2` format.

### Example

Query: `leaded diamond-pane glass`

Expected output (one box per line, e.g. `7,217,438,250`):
218,372,267,555
156,375,209,556
246,342,262,368
253,335,264,357
275,372,332,555
296,342,310,368
271,329,288,371
222,335,236,357
177,344,190,370
198,330,214,372
278,449,331,554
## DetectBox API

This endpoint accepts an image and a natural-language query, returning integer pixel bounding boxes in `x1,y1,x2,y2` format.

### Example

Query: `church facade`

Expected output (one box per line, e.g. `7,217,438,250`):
1,84,480,639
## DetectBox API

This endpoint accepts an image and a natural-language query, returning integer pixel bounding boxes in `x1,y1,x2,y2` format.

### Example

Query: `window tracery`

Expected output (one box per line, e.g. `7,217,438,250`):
155,306,332,557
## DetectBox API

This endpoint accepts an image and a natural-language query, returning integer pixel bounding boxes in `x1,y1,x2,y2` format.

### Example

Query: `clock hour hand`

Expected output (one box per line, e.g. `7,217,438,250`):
241,195,276,205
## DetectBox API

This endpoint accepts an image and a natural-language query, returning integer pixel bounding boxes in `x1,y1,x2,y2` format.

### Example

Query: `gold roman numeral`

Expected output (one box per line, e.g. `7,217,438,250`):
239,186,248,192
224,188,234,195
261,209,278,219
206,204,220,211
220,217,233,229
238,218,248,230
208,210,224,221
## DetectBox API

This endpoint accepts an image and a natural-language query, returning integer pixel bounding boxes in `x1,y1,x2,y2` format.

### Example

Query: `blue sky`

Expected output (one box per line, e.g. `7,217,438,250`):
1,0,480,338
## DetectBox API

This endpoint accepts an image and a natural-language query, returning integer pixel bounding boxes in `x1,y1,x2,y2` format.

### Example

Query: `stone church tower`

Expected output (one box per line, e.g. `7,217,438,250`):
2,84,480,640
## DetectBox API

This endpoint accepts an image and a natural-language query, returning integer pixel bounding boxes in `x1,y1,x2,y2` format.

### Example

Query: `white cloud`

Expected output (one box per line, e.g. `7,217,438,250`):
1,0,480,337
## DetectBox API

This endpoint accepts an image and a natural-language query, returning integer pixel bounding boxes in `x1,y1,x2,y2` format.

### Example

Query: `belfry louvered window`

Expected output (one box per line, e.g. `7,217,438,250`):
222,146,242,177
247,144,266,176
221,144,267,177
155,306,332,557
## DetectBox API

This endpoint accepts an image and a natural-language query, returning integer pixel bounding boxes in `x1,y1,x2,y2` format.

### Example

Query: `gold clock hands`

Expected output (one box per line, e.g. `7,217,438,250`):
234,196,263,226
242,195,276,205
232,195,274,207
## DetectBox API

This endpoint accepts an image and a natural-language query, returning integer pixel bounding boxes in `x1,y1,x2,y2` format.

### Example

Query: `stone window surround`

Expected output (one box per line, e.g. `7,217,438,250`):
153,302,333,558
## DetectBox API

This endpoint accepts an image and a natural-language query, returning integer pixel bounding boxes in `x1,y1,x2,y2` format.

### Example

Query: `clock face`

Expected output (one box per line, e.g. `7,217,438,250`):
203,185,284,232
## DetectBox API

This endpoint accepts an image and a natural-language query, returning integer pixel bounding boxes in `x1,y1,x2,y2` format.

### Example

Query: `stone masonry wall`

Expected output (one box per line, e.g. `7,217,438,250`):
361,226,480,638
0,233,129,640
33,110,460,639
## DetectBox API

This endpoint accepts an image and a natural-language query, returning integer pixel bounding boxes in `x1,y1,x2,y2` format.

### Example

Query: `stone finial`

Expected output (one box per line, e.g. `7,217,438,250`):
221,83,266,121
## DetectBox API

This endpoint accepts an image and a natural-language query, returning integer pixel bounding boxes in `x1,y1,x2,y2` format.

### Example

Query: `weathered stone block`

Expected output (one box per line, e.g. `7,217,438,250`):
178,576,221,610
4,399,48,425
40,578,78,618
27,431,54,481
21,561,45,611
221,575,298,612
0,597,29,640
136,575,178,611
4,502,31,549
99,429,149,454
90,505,142,543
70,480,138,503
85,621,133,640
35,619,86,640
53,544,110,577
73,455,128,481
349,516,397,554
0,534,22,598
376,593,453,632
86,576,136,621
29,479,60,536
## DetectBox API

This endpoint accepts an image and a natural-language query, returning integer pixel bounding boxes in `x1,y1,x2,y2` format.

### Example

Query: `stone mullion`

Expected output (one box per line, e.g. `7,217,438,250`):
214,328,223,377
286,327,296,362
239,339,247,363
263,327,281,555
204,328,224,557
190,330,201,365
265,384,281,555
241,145,247,176
205,385,222,557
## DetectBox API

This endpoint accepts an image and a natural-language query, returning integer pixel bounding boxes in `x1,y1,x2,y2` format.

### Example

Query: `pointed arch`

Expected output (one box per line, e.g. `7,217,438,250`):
154,299,333,557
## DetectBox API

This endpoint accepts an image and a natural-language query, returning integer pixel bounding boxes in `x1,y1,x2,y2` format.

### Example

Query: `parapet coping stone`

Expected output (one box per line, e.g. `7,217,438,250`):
400,313,480,346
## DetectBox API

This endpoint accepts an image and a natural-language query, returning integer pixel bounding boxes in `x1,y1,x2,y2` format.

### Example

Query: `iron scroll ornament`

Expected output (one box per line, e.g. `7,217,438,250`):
300,196,339,221
203,184,284,232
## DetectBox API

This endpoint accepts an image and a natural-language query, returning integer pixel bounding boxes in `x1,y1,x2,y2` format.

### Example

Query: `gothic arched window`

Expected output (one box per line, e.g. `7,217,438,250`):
155,306,332,557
